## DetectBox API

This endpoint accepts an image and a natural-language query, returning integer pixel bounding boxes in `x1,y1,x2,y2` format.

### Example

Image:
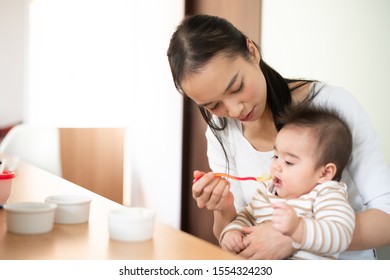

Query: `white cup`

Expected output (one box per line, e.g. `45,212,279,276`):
108,207,155,242
4,202,57,234
45,194,92,224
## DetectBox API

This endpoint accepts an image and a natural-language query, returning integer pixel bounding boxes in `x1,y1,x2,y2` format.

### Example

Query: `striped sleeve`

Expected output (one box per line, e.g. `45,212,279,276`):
293,182,355,255
219,204,257,245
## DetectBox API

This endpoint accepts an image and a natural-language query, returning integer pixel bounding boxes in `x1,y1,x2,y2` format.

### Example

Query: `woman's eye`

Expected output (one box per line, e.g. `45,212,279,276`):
209,103,220,110
231,82,244,94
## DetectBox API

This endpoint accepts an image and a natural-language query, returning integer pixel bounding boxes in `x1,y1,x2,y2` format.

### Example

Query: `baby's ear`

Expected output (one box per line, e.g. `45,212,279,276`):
318,163,337,183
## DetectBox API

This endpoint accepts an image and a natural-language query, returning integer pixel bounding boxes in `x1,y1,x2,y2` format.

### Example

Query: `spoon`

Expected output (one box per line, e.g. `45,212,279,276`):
193,172,271,183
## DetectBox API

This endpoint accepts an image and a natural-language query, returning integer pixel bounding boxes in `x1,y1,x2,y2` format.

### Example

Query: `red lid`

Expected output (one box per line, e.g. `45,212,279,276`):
0,171,16,180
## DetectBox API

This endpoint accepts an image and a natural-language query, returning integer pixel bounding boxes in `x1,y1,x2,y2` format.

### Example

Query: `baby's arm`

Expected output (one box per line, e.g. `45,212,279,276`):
272,183,355,255
298,184,355,255
271,202,304,243
219,205,256,254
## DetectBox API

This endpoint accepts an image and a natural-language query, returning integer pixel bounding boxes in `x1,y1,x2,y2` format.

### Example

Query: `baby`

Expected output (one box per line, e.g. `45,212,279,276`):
219,105,355,259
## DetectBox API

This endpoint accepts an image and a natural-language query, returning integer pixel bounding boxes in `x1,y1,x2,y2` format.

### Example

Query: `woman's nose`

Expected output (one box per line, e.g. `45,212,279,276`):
225,100,243,118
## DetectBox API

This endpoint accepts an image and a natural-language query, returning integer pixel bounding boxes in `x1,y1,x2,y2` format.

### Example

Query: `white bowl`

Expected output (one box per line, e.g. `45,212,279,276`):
45,195,92,224
4,202,57,234
108,207,155,242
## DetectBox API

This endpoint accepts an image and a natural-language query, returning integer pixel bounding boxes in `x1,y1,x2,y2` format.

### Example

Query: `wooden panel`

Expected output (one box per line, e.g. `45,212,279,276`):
60,128,124,204
181,96,215,243
187,0,261,44
182,0,262,245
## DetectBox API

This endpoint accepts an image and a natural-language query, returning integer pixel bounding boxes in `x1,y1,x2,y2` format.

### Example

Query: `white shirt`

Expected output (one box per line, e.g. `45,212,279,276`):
206,82,390,259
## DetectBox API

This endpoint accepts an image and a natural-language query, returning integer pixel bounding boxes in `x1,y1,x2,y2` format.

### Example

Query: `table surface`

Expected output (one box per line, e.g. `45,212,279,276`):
0,159,241,260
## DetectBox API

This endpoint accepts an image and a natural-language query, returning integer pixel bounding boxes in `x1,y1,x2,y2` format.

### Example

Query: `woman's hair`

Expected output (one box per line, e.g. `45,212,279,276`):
167,14,315,170
277,105,353,181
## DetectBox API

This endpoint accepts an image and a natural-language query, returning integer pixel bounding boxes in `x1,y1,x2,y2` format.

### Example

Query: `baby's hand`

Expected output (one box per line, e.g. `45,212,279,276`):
271,201,300,236
220,230,246,254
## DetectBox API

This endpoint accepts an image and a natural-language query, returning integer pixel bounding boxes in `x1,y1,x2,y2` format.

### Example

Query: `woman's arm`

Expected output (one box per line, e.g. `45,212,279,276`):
213,207,239,238
204,124,247,238
192,170,237,238
313,85,390,252
349,209,390,250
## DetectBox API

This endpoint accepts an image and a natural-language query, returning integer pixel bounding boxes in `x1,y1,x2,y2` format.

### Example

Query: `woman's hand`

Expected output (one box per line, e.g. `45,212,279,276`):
192,170,234,211
239,223,295,259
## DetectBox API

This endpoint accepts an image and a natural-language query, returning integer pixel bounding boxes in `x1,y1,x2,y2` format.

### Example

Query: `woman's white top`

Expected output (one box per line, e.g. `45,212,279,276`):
206,82,390,259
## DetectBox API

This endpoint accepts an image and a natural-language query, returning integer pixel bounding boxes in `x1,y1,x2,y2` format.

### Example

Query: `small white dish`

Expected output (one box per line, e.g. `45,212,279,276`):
4,202,57,234
108,207,155,242
45,194,92,224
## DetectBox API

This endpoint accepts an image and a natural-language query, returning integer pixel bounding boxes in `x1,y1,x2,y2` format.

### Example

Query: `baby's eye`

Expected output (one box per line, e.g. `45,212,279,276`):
271,155,278,160
285,161,293,166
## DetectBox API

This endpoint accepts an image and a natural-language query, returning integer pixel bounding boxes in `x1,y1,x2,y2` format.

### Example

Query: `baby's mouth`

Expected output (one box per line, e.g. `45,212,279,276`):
273,176,282,187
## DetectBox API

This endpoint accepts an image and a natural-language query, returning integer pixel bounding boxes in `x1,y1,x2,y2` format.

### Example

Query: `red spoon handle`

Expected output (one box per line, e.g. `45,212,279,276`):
192,173,257,183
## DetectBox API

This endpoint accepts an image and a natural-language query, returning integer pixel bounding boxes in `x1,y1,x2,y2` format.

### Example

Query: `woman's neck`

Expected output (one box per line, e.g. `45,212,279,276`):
242,106,277,152
240,81,313,152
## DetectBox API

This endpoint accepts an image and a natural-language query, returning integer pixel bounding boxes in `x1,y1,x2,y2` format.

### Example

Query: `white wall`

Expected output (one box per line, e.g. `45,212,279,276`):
261,0,390,163
125,1,185,229
0,0,184,229
0,0,26,127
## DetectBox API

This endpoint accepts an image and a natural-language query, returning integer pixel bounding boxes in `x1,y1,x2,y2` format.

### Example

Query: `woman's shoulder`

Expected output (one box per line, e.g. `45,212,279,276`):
293,81,354,108
310,82,367,115
310,82,356,104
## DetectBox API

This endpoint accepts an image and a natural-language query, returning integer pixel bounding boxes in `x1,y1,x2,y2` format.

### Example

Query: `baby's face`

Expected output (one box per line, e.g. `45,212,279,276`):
270,125,324,199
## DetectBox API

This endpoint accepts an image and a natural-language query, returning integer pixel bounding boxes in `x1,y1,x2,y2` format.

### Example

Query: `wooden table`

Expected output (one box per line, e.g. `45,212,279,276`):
0,160,241,260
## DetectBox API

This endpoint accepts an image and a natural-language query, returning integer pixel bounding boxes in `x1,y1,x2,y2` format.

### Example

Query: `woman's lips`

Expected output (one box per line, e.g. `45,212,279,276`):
239,109,254,122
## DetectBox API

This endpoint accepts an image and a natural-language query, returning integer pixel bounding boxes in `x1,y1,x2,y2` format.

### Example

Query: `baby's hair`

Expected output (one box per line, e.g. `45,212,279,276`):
277,105,352,181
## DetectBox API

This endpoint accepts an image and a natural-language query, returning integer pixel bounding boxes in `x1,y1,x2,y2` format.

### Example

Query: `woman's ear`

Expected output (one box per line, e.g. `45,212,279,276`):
246,38,261,64
318,163,337,183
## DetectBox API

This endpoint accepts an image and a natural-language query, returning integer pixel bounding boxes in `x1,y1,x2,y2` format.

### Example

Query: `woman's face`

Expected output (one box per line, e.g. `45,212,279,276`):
180,42,267,123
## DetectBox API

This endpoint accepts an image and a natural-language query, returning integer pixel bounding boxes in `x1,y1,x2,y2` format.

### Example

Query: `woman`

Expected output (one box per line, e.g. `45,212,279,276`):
167,14,390,259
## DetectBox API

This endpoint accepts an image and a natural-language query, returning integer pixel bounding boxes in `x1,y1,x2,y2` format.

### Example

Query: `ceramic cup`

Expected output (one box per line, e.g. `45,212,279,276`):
108,207,156,242
4,202,57,234
0,171,16,207
45,194,92,224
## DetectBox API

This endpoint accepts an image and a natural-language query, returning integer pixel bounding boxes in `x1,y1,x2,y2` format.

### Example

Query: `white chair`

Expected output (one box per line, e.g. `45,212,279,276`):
0,124,62,177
